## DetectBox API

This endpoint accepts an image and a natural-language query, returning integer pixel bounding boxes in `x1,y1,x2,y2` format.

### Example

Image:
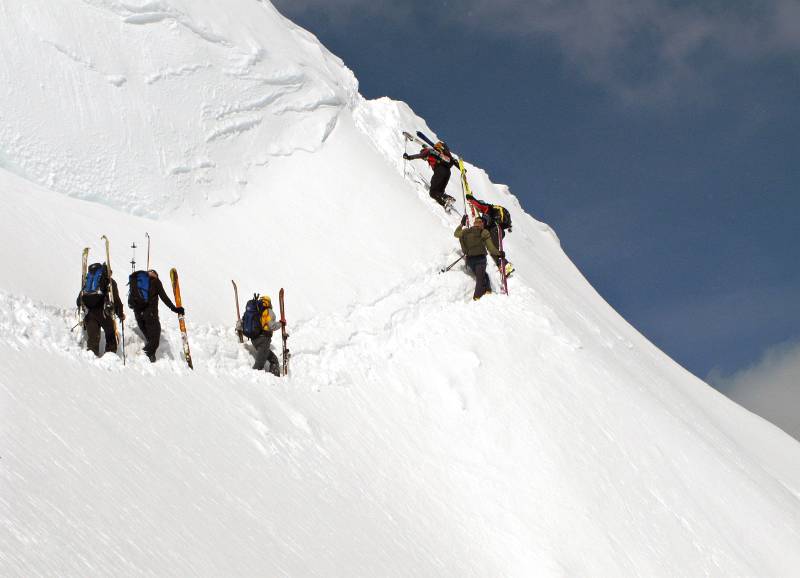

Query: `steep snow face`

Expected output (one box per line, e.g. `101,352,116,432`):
0,0,357,216
2,2,800,577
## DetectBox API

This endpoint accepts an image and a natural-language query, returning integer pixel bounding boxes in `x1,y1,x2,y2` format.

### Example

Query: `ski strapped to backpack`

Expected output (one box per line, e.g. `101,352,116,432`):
232,280,243,343
74,247,91,333
101,235,125,365
402,131,452,163
403,131,461,168
415,130,436,149
169,267,193,369
279,288,289,376
458,159,477,226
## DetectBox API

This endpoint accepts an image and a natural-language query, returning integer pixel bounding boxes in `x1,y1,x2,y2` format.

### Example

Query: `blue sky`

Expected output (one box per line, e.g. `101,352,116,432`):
273,1,800,395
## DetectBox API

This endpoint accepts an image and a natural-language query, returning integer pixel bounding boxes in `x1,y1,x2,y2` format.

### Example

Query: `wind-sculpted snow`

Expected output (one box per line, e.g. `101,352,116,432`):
0,0,357,216
2,1,800,576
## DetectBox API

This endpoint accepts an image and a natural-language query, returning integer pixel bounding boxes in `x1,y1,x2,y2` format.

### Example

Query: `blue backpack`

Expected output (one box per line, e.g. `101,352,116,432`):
242,295,265,339
80,263,108,308
128,270,151,311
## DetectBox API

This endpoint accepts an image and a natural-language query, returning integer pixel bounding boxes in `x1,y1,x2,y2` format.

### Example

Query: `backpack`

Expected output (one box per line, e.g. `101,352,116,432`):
492,205,512,230
128,270,151,311
242,295,266,339
80,263,108,309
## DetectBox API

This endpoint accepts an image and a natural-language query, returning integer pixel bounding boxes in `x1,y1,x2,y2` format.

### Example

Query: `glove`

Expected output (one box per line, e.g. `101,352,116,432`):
460,214,467,226
402,153,410,160
175,307,185,315
235,319,243,332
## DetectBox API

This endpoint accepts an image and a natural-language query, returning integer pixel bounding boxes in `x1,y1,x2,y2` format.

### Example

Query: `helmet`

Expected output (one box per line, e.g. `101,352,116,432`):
260,295,272,308
434,141,446,151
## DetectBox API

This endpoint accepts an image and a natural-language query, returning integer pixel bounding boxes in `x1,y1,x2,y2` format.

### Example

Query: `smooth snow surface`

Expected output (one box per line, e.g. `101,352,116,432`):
2,1,800,576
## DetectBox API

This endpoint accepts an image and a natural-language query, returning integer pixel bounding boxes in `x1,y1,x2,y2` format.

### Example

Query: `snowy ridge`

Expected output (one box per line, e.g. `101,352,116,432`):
4,261,800,575
2,1,800,576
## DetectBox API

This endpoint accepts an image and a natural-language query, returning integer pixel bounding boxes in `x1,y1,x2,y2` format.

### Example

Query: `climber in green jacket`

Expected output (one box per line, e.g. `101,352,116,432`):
454,214,502,300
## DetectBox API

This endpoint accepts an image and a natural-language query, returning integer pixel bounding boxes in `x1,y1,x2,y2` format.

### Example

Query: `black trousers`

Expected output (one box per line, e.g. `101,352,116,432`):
429,169,451,207
252,332,280,376
134,309,162,357
84,308,117,356
465,255,491,300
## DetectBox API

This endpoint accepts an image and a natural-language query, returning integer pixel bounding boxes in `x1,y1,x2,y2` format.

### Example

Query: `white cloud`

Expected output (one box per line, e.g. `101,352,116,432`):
273,0,800,105
460,0,800,104
710,341,800,441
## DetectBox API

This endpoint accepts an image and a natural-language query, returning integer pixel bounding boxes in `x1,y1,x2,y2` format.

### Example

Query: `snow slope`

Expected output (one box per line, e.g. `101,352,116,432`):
2,1,800,576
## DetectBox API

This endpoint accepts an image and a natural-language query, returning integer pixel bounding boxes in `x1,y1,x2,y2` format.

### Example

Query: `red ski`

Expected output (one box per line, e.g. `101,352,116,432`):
497,224,509,296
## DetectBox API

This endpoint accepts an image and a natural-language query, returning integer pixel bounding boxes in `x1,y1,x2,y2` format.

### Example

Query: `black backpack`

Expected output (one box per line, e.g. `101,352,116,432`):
492,205,512,230
241,295,266,339
128,270,152,311
80,263,108,309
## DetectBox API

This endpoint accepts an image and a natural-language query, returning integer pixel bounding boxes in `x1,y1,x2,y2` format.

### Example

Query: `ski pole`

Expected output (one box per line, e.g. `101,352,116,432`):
440,254,465,273
70,320,82,332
